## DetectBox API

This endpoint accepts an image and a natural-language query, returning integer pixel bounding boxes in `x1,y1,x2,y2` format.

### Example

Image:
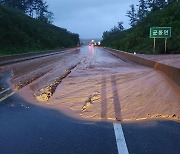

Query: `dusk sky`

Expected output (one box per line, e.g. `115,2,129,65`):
47,0,139,39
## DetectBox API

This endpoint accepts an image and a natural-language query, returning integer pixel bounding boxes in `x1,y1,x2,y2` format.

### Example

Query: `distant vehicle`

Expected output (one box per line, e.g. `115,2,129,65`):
88,41,101,47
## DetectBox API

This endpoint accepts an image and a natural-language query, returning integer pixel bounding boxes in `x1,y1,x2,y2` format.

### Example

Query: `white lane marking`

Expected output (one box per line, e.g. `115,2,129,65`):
0,91,16,103
0,88,10,95
113,123,129,154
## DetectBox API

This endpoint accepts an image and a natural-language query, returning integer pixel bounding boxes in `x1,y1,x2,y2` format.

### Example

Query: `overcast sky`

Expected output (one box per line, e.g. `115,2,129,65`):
47,0,139,39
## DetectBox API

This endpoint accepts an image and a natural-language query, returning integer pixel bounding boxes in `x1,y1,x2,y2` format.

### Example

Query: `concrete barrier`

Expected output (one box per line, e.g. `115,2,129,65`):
0,47,80,66
0,49,62,62
104,47,180,86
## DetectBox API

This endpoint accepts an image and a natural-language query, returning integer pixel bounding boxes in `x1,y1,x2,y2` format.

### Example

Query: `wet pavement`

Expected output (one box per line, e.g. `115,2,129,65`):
0,88,180,154
0,46,180,154
0,94,118,154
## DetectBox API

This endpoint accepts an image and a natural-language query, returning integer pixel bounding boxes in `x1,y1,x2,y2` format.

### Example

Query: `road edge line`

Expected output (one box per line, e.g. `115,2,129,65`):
0,88,10,95
0,91,16,103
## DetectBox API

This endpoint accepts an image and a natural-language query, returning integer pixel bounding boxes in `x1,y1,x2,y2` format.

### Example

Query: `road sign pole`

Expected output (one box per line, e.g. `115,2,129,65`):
153,38,156,54
150,27,171,54
165,38,167,54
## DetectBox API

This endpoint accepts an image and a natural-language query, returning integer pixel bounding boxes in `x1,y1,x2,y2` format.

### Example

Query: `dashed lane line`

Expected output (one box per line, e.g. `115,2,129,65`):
113,123,129,154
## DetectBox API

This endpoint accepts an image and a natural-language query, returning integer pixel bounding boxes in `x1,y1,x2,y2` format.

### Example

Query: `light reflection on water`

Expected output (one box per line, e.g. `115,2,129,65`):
80,45,123,65
88,45,95,54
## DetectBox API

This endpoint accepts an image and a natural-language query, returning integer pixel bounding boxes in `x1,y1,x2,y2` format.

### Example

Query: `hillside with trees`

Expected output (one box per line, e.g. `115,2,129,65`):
0,0,79,55
101,0,180,54
0,0,54,23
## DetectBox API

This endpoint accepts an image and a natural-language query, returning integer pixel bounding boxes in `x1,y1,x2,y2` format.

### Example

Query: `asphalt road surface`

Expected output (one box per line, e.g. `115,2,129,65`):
0,46,180,154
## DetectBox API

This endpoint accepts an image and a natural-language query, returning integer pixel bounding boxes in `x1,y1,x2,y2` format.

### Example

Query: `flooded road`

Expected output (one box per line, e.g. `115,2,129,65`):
18,46,179,122
0,46,180,153
0,46,179,121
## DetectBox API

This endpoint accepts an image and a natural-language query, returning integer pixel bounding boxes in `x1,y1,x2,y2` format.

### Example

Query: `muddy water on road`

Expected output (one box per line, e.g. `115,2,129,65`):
8,46,180,122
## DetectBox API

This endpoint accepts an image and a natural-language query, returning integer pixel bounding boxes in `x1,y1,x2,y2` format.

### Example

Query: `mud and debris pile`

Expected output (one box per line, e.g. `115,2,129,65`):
82,92,100,112
35,70,71,101
35,64,79,102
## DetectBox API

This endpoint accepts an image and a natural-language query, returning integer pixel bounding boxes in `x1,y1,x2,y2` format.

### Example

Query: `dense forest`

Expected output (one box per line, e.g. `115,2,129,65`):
0,1,79,55
101,0,180,54
0,0,54,23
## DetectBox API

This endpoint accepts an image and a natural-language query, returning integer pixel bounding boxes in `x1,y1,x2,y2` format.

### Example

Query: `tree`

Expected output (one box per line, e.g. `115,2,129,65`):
167,0,178,3
26,0,35,17
111,26,119,32
118,21,124,31
0,0,4,4
102,31,109,39
158,0,167,8
1,0,53,23
36,0,48,21
126,4,138,27
45,11,54,24
1,0,27,12
137,0,148,21
147,0,166,11
33,0,54,23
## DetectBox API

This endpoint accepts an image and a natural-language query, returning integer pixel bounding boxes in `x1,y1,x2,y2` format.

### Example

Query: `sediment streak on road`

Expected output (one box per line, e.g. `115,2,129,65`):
113,123,129,154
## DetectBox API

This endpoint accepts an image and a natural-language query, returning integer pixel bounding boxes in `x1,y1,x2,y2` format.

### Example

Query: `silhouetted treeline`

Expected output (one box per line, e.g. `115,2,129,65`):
104,0,178,32
102,1,180,54
0,0,53,23
126,0,177,27
0,6,79,55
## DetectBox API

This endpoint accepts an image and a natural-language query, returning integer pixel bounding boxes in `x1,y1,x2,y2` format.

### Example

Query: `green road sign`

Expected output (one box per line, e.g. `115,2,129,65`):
150,27,171,38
